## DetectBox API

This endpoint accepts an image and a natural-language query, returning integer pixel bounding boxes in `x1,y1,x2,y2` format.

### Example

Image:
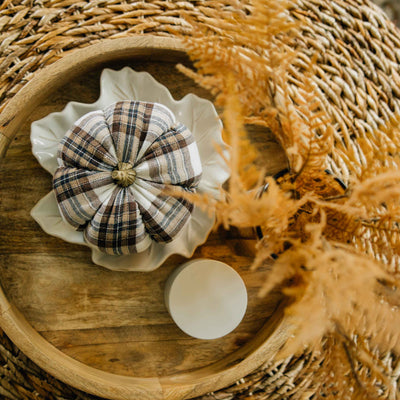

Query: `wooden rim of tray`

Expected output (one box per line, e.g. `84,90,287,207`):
0,36,291,400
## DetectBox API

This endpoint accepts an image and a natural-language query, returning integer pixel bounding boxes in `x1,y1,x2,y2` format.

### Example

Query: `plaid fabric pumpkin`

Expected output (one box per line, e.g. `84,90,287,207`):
53,100,202,256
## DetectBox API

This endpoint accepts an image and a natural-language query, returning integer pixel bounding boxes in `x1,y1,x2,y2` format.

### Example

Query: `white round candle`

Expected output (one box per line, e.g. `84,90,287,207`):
165,259,247,340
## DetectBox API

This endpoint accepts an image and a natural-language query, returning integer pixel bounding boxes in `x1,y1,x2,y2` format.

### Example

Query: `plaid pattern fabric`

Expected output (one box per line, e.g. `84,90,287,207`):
53,101,202,256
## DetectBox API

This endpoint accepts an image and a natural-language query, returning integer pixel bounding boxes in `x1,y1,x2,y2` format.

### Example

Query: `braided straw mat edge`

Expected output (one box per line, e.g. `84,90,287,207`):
0,0,400,399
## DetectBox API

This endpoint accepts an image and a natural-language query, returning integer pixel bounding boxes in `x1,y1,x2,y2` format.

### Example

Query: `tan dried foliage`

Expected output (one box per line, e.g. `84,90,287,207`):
260,217,400,359
178,0,400,397
312,334,399,400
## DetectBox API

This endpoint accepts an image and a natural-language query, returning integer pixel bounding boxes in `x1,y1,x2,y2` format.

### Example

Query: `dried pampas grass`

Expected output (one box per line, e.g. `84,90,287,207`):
177,0,400,398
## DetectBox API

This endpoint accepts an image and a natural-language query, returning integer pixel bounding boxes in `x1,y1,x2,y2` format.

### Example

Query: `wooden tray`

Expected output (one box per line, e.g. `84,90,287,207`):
0,36,290,400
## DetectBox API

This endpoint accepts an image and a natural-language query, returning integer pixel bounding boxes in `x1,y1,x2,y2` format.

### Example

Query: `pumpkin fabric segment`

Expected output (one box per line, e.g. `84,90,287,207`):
52,100,202,256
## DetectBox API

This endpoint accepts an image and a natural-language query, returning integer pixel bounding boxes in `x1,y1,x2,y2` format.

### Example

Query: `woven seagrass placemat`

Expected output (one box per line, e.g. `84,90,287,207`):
0,0,400,399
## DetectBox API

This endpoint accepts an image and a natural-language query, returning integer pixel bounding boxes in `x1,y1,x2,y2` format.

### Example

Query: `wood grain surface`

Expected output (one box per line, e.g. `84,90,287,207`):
0,37,289,399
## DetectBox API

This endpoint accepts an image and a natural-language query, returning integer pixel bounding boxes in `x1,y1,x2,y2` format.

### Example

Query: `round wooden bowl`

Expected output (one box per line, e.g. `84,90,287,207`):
0,36,290,400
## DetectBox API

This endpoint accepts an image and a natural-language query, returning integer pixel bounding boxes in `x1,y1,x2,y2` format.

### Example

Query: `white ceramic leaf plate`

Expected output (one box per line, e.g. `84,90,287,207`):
30,67,230,271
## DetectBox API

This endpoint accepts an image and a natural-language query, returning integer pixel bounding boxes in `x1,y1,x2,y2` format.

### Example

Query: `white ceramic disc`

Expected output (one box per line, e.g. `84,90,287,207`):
165,259,248,340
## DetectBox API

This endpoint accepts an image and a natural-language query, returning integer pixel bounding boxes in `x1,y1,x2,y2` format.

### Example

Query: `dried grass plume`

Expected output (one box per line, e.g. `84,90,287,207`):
178,0,400,398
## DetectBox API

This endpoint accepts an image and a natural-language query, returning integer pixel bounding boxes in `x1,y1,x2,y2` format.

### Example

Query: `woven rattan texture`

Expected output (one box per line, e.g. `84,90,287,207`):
0,0,400,399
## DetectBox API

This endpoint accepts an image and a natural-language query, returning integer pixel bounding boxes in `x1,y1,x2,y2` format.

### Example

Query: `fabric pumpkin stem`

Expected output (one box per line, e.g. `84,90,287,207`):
112,162,137,187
